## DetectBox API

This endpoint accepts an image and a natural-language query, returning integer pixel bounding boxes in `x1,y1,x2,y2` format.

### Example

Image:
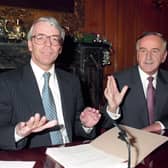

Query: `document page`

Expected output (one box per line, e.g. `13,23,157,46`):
46,125,168,168
0,161,35,168
46,144,127,168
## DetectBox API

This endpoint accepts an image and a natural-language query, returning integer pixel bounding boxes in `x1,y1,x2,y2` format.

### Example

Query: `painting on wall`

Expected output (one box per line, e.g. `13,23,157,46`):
0,0,74,12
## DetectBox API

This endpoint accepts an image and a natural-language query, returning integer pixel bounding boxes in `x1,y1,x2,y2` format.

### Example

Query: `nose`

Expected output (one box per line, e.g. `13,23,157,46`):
145,50,152,58
45,37,52,46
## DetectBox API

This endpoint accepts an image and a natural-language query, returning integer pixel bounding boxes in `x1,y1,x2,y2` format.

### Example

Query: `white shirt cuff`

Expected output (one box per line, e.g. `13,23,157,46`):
82,125,93,134
15,127,24,142
155,121,165,130
106,106,121,120
155,121,165,135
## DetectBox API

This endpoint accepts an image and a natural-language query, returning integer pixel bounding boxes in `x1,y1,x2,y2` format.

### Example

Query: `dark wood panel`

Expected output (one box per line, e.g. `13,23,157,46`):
83,0,168,75
83,0,105,34
0,0,74,12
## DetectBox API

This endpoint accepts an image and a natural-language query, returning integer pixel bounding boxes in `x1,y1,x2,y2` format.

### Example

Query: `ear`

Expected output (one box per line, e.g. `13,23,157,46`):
161,51,168,63
28,40,32,52
58,47,62,54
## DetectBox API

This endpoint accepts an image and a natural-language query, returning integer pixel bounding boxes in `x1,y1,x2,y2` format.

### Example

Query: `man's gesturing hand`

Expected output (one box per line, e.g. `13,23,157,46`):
16,113,57,138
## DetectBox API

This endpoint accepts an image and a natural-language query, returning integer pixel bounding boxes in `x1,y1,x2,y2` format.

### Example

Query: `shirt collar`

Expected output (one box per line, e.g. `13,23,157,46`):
138,66,157,81
30,59,55,81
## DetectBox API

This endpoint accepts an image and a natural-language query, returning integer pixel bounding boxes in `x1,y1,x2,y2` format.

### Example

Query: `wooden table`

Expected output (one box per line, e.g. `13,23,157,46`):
0,138,168,168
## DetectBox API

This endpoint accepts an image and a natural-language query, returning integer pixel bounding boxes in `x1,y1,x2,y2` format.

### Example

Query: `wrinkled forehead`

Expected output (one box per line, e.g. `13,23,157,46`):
32,21,60,36
138,35,164,48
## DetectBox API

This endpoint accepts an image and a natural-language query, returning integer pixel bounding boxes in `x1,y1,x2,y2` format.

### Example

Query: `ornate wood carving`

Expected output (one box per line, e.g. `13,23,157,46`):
0,0,84,34
61,0,84,32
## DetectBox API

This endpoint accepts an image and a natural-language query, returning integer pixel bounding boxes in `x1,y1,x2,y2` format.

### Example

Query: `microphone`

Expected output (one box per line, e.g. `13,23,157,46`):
112,122,129,142
112,121,131,168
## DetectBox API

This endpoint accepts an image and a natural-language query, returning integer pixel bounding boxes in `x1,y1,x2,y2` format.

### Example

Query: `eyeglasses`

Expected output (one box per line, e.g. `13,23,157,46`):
31,34,62,46
138,48,161,56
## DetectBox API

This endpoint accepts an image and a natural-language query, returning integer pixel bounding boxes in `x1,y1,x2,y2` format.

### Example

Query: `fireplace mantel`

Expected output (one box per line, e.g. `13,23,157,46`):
0,42,30,70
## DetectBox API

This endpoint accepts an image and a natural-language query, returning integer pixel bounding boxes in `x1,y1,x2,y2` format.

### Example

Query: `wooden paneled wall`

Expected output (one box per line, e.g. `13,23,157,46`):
0,0,168,78
83,0,168,77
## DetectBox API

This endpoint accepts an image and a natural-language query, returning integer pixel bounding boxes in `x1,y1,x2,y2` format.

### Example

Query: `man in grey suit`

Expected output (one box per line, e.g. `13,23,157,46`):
102,32,168,133
0,17,101,150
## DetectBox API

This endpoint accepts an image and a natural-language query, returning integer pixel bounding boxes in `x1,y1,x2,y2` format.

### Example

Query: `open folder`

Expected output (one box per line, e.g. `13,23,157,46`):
46,125,168,168
91,125,168,167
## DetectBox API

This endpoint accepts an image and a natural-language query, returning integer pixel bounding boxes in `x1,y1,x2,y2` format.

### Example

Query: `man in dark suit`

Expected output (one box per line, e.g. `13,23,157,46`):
0,17,101,150
102,32,168,133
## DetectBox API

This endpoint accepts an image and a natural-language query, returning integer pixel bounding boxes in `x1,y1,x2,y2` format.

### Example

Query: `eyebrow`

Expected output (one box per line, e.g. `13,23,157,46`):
34,33,60,36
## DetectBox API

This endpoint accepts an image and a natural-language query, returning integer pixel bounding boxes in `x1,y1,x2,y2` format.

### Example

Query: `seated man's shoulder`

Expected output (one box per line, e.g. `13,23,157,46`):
56,68,80,81
114,65,137,79
0,68,20,79
159,68,168,80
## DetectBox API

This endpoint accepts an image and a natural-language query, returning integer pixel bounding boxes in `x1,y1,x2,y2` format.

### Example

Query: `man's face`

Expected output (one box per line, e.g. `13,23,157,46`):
137,35,167,75
28,21,62,71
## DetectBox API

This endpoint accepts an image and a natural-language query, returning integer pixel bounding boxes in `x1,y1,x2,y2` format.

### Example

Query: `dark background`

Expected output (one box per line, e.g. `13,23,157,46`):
0,0,74,12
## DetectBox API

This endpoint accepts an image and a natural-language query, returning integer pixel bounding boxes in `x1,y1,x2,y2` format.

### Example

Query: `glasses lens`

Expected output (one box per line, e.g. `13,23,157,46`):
32,34,61,46
50,35,61,45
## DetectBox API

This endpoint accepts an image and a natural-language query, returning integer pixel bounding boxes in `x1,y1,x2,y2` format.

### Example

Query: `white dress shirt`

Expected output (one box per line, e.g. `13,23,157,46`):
138,66,157,98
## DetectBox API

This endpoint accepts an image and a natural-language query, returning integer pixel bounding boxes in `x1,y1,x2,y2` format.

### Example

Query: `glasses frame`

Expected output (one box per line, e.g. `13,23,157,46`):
31,34,62,46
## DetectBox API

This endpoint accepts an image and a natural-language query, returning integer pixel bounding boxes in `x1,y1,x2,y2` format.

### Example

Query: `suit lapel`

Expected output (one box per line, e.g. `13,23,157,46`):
131,66,147,103
55,69,72,139
130,67,149,123
21,64,45,116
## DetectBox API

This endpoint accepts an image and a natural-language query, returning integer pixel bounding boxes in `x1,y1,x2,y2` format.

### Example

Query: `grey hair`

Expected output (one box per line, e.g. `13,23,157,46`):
136,32,167,52
27,16,65,42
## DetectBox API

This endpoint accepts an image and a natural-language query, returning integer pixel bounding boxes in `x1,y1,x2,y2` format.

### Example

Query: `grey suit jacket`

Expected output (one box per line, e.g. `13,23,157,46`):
0,64,95,150
102,65,168,129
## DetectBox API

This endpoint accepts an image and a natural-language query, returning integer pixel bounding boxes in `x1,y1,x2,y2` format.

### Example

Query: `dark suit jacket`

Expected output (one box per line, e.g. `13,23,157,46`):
0,64,95,150
102,65,168,130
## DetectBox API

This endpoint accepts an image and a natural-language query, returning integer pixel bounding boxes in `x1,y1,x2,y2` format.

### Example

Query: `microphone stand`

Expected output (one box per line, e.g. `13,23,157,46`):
113,122,131,168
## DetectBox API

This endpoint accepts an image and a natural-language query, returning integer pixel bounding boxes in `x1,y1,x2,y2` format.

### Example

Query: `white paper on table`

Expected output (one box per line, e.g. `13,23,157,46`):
0,161,35,168
46,144,127,168
46,125,168,168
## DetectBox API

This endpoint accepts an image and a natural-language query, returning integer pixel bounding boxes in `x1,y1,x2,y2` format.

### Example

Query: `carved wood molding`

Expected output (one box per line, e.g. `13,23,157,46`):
0,0,84,33
61,0,84,32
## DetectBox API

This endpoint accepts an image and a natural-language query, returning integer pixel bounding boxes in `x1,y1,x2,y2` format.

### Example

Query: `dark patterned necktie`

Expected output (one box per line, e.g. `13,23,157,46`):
42,72,63,145
147,76,155,124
